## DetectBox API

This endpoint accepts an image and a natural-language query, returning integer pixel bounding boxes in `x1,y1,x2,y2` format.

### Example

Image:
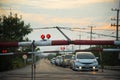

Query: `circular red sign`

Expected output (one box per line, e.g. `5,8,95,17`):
41,34,45,39
60,47,65,50
46,34,51,39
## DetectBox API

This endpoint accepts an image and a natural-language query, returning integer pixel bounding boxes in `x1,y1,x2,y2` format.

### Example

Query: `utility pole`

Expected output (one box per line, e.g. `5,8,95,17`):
111,8,120,41
111,3,120,59
78,32,81,49
90,26,93,41
89,26,94,48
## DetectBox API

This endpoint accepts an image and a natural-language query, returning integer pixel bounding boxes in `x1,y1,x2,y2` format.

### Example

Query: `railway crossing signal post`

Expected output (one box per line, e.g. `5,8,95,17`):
31,40,36,80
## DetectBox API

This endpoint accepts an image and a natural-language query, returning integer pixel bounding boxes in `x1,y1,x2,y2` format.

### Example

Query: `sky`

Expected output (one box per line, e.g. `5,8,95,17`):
0,0,120,51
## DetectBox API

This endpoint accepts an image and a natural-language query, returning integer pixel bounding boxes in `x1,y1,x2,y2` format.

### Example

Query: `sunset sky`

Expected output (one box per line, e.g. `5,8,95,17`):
0,0,119,51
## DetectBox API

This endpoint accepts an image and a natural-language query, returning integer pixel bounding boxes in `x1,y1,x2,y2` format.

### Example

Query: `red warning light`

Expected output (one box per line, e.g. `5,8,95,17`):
60,47,65,50
2,50,7,53
41,34,45,39
46,34,51,39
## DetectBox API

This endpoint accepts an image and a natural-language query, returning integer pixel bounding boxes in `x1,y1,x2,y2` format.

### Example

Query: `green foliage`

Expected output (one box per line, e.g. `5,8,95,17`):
90,45,120,66
0,12,33,72
0,13,32,41
11,55,24,69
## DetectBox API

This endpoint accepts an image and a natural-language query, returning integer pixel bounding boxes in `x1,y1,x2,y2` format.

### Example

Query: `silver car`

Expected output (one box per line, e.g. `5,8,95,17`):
50,58,56,64
71,52,99,71
62,54,72,67
55,56,63,66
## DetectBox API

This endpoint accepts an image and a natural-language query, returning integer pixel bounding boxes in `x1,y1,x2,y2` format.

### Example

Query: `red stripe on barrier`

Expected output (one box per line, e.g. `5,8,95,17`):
52,40,69,45
0,42,18,47
73,40,114,45
0,40,117,47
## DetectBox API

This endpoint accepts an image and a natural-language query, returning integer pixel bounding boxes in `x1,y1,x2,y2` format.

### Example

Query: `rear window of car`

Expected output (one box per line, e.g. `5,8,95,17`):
65,55,72,59
77,53,95,59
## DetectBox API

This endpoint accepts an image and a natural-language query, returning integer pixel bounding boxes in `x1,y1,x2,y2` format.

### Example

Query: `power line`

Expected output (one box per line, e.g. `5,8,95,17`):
111,8,120,41
32,26,120,38
69,27,119,38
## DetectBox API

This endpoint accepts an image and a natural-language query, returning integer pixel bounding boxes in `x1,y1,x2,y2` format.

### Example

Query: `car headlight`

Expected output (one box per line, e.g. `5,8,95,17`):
93,66,96,69
79,66,82,70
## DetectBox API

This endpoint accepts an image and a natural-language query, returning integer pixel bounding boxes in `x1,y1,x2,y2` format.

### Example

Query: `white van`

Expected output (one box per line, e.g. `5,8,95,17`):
71,52,99,71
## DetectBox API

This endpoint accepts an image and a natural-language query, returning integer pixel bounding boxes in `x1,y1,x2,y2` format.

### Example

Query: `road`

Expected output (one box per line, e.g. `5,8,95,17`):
0,59,120,80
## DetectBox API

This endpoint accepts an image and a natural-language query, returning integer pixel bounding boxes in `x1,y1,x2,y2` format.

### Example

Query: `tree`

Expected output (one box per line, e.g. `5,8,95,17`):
0,12,33,52
0,12,33,71
0,12,32,42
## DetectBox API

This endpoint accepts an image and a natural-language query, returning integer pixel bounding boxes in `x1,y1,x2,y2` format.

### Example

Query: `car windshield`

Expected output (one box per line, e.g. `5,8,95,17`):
77,53,95,59
58,56,62,59
65,55,72,59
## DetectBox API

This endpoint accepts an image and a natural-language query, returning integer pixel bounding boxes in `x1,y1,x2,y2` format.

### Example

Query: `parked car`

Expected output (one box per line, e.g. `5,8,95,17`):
50,58,56,64
55,56,63,66
70,55,75,68
62,54,73,67
70,52,99,71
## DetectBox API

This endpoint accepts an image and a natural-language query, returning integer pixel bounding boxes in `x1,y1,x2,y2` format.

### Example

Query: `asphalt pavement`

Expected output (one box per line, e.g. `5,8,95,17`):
0,59,120,80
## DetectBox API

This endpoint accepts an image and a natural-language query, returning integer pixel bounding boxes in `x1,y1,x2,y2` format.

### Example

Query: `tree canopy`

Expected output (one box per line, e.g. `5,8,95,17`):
0,12,34,71
0,12,32,42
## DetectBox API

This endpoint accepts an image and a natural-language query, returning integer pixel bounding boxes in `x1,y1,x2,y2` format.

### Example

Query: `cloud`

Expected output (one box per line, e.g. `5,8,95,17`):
0,0,115,29
27,0,114,9
0,0,114,9
21,12,96,27
0,7,95,27
50,17,95,26
94,25,115,30
8,10,111,29
0,0,27,4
